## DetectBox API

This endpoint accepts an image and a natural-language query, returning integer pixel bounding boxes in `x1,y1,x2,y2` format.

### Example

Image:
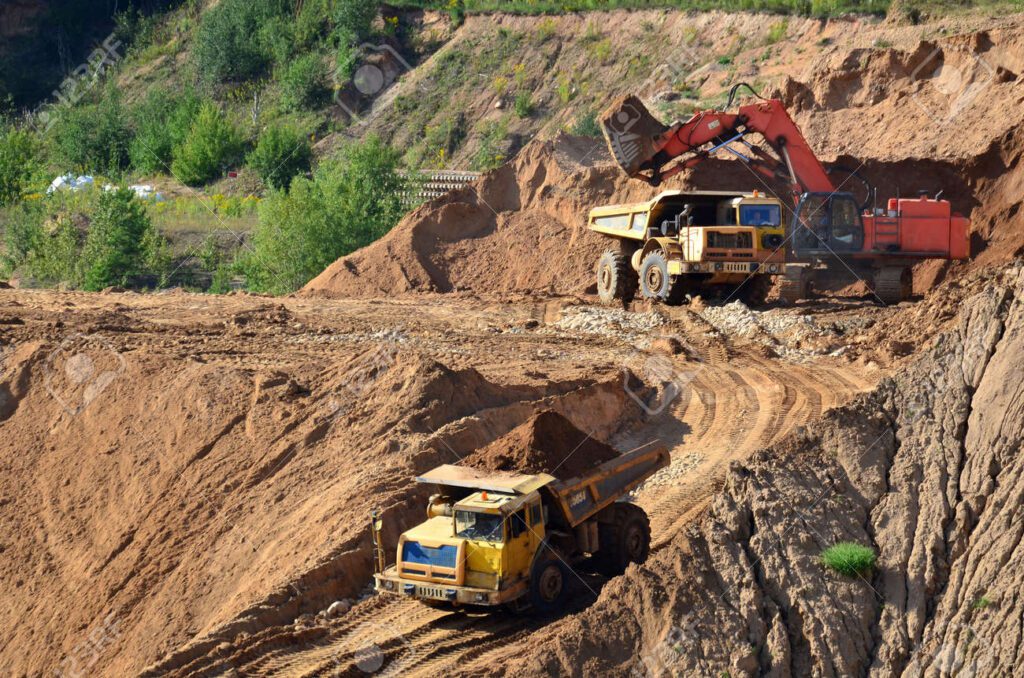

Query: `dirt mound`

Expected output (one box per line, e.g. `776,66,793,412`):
478,263,1024,676
465,410,619,479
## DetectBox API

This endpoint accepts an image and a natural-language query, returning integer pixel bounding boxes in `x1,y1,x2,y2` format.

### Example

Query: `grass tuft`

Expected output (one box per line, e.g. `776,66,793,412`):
820,542,877,577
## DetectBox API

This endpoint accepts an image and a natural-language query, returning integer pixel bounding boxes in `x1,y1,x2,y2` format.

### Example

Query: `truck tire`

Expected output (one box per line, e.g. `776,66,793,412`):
595,503,651,577
529,555,570,613
596,250,637,305
639,251,686,304
873,266,911,305
737,274,772,306
779,267,809,304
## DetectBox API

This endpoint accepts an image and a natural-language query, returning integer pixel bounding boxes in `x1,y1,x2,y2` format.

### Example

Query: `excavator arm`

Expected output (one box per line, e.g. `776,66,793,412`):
601,84,836,200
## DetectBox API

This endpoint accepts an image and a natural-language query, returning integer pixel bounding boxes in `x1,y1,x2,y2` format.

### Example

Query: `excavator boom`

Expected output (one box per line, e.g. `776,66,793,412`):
600,88,834,198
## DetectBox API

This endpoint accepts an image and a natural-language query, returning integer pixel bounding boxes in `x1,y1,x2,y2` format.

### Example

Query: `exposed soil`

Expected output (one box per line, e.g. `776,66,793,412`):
464,410,620,480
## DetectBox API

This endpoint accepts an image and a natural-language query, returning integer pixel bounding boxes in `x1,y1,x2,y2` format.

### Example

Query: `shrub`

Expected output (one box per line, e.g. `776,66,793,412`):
279,53,329,111
0,123,37,206
80,188,167,290
820,543,877,577
248,124,313,190
570,111,601,138
243,135,406,294
171,103,243,186
333,0,378,42
1,201,46,276
129,89,201,174
52,88,131,174
193,0,290,84
514,91,534,118
470,117,509,171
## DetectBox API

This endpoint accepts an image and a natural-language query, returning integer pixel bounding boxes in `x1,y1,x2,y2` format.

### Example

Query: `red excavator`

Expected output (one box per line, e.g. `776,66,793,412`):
600,84,970,303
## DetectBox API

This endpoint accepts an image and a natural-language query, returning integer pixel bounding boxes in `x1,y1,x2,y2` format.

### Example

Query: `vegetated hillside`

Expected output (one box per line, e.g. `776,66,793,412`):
479,261,1024,677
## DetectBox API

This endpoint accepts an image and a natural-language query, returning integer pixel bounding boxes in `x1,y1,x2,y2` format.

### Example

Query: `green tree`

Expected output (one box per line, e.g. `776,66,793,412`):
243,135,406,294
52,88,132,174
279,53,329,111
171,102,243,186
129,89,202,174
80,188,167,290
333,0,378,43
0,122,37,206
193,0,291,85
248,124,312,190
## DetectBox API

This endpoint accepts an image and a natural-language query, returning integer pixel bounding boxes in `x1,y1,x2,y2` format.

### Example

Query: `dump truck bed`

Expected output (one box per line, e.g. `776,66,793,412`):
544,446,669,528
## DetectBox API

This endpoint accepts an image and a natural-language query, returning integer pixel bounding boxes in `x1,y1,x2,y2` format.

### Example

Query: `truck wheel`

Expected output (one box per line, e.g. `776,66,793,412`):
529,556,570,612
639,251,685,304
873,266,911,305
595,503,651,577
596,250,637,305
779,267,810,304
737,274,772,306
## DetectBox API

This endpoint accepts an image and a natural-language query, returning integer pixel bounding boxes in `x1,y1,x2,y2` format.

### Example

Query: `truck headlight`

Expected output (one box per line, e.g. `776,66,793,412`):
474,593,487,602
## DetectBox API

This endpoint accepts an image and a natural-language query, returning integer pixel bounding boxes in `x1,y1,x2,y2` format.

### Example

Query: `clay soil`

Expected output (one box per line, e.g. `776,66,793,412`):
3,8,1024,678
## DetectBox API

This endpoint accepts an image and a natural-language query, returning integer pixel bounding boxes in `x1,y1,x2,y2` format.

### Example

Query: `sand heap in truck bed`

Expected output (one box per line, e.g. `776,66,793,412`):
464,410,619,480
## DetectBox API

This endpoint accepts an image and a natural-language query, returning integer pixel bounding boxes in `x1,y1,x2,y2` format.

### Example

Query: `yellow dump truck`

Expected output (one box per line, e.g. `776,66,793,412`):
372,446,669,612
589,190,786,305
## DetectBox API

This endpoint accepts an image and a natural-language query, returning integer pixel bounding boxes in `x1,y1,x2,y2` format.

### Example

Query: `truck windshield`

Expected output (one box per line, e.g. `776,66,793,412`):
740,204,781,227
455,511,504,542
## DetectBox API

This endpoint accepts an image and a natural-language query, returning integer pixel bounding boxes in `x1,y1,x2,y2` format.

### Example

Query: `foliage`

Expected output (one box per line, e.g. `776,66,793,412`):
242,135,406,294
129,88,202,174
171,103,243,186
51,88,132,174
514,91,534,118
193,0,291,85
470,116,509,171
248,124,313,189
80,188,169,290
334,0,380,43
570,110,601,138
0,123,38,206
820,542,877,577
279,53,329,111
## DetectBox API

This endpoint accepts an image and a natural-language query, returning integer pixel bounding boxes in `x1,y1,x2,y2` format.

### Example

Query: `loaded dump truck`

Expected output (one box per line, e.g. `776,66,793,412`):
372,445,669,612
591,189,787,305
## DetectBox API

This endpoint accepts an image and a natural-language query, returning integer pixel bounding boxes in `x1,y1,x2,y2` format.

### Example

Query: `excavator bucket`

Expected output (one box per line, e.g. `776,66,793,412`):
599,94,671,178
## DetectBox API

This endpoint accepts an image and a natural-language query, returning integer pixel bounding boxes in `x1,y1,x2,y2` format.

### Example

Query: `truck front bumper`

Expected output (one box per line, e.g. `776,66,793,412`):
374,569,526,606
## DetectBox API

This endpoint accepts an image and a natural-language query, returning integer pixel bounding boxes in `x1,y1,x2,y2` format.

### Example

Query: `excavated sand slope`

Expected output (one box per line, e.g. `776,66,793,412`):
478,263,1024,676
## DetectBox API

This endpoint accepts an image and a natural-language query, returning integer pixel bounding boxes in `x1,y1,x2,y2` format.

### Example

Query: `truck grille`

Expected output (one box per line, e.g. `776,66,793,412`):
707,232,753,249
417,585,446,600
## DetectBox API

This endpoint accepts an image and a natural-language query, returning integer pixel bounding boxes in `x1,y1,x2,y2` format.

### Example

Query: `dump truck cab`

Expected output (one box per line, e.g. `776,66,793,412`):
589,190,786,306
373,447,669,611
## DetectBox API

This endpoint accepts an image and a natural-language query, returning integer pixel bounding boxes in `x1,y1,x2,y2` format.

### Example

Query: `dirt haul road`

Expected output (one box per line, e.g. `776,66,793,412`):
0,287,886,677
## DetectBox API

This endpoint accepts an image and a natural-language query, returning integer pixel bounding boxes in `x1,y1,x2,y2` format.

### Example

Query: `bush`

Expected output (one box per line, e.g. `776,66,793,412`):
248,124,312,190
570,110,601,138
820,542,877,577
80,188,168,291
243,135,406,294
193,0,290,84
333,0,378,43
129,89,201,174
171,103,243,186
0,123,37,206
514,91,534,118
52,88,131,174
1,201,46,275
279,53,329,111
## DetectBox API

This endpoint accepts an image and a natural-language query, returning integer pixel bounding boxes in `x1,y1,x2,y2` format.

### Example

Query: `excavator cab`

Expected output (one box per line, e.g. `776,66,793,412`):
791,192,864,254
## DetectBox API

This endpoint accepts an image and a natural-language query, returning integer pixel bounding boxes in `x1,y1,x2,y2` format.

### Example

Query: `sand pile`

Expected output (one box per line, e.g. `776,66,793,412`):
465,410,619,480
